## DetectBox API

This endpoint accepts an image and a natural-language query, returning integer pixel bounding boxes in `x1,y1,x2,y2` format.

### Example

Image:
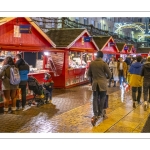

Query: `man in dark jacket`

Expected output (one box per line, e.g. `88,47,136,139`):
141,56,150,111
15,54,29,110
88,51,111,126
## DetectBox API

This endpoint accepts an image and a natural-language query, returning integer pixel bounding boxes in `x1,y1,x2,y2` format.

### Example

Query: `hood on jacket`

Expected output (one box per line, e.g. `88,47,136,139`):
144,62,150,68
131,62,142,68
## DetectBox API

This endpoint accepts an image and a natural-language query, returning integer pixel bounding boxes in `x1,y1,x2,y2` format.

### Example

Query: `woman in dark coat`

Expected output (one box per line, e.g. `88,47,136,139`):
0,57,18,113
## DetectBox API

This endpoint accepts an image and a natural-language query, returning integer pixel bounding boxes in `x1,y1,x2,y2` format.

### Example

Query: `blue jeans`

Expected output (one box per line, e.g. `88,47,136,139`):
93,85,106,116
119,76,126,86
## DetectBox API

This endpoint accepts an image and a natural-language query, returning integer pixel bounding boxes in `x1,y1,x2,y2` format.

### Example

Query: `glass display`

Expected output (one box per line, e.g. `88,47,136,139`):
69,52,93,69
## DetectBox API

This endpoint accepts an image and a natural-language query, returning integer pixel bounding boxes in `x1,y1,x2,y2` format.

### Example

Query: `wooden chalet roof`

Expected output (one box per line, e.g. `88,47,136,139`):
115,42,126,52
0,17,56,47
137,47,150,53
126,44,133,50
92,36,111,50
46,28,86,48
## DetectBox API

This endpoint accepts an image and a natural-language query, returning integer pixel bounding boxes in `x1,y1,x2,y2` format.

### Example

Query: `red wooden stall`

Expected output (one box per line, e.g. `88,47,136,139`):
93,36,119,63
45,28,99,88
0,17,56,105
136,47,150,57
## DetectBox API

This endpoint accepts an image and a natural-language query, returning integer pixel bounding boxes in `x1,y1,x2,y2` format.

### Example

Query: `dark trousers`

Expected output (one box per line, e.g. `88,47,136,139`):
44,90,53,101
16,84,27,108
93,85,106,116
143,82,150,102
132,87,142,103
109,78,116,86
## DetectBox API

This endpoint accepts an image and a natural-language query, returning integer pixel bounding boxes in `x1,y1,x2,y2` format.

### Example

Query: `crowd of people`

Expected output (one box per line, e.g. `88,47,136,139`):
0,54,54,114
87,52,150,126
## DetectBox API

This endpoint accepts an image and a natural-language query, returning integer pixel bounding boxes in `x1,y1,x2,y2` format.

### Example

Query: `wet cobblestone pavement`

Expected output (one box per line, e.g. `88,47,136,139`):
0,84,149,133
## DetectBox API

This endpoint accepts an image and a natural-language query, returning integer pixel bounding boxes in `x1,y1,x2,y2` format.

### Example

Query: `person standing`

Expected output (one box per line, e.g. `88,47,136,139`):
0,57,18,113
117,57,128,89
141,56,150,111
108,57,119,87
43,73,54,104
15,54,29,110
129,55,143,108
87,51,111,126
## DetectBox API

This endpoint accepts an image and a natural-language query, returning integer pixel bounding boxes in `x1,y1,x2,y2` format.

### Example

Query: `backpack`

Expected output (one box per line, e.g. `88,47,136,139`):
9,66,21,85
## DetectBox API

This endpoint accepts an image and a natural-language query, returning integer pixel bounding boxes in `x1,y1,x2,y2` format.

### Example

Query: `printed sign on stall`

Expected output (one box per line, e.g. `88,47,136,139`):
19,25,31,33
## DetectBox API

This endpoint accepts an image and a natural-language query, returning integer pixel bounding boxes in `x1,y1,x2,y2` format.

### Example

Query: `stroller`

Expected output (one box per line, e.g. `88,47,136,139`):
27,76,45,107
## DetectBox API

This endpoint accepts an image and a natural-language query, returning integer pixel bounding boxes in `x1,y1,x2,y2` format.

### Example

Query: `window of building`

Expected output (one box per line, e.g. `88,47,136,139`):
103,24,106,30
75,18,79,23
98,23,101,29
84,18,88,25
91,20,94,26
138,18,142,22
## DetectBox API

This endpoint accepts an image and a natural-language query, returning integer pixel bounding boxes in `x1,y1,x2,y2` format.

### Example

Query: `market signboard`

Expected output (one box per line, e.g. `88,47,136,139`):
19,25,31,33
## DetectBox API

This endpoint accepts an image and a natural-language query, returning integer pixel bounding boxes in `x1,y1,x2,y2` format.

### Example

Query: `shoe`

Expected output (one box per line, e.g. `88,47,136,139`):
22,105,31,111
137,101,142,105
144,104,147,111
113,85,116,87
133,102,136,108
11,110,17,114
45,100,50,104
16,107,22,111
108,85,110,87
91,116,98,126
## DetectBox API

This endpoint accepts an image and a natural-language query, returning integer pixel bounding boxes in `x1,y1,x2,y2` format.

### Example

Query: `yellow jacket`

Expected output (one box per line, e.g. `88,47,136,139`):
129,74,143,87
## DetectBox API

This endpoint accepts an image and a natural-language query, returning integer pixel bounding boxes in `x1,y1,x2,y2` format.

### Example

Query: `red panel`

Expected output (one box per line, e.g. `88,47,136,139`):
102,39,118,54
0,17,51,48
71,32,97,50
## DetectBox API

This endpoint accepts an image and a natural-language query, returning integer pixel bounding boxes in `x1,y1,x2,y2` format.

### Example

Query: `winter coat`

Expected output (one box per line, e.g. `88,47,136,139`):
43,78,54,92
0,65,18,90
117,61,128,78
129,62,143,87
141,62,150,82
87,58,112,91
109,61,119,81
15,58,29,85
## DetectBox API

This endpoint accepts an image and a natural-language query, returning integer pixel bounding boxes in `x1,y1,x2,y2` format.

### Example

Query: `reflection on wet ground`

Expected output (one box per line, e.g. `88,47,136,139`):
0,84,149,133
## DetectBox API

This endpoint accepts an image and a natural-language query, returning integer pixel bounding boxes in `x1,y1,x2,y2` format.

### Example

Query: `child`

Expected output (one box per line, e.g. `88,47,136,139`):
43,73,54,104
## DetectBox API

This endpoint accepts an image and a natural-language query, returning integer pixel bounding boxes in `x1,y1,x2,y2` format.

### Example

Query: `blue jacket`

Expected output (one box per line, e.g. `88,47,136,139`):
129,62,142,75
15,58,29,85
129,62,143,87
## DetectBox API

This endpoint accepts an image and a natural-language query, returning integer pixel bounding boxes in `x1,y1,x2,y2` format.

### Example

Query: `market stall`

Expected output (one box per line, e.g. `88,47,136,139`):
93,36,119,63
46,28,99,88
115,42,128,60
136,47,150,57
0,17,56,106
